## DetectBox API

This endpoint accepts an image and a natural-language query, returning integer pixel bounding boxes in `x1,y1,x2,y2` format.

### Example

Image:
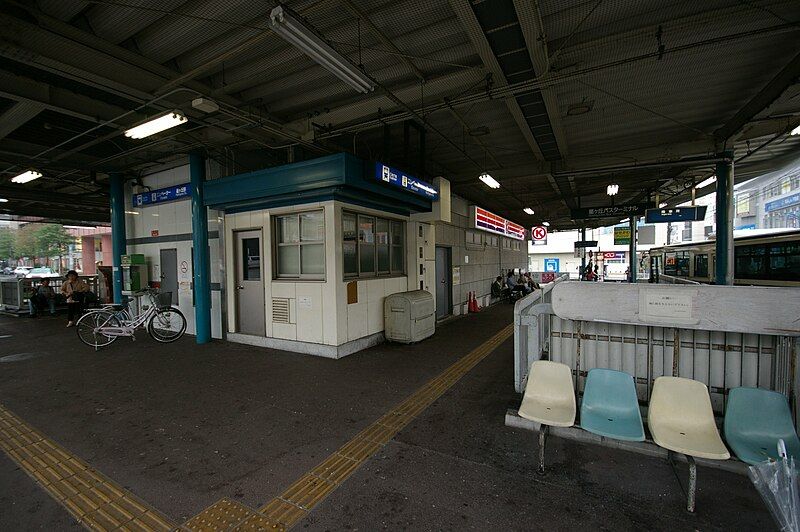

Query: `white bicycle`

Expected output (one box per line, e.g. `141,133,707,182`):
76,288,187,349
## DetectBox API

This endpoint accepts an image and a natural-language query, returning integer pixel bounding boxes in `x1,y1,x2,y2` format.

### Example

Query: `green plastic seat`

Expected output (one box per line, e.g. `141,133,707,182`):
724,387,800,465
580,368,645,441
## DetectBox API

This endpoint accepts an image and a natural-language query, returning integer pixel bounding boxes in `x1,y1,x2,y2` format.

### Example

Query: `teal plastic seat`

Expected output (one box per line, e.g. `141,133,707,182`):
580,368,645,441
724,387,800,465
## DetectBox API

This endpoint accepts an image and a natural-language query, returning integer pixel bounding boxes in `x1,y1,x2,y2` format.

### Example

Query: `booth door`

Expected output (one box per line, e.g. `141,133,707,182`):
435,246,452,319
235,230,266,336
159,248,178,305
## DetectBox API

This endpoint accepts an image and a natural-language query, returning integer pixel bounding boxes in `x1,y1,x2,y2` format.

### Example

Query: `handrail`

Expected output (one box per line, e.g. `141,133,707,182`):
658,273,701,284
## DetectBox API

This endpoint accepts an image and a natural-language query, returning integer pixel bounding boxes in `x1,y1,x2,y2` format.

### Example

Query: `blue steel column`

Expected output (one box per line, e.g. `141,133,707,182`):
109,173,126,304
190,150,212,344
715,153,734,285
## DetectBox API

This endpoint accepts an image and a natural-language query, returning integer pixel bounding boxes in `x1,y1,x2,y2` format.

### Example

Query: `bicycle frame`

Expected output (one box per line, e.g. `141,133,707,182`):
89,293,166,337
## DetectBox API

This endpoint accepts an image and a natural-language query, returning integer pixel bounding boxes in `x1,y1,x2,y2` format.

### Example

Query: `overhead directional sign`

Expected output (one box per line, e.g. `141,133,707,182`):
645,205,707,223
571,203,652,220
531,226,547,245
574,240,598,248
470,206,525,240
132,183,190,207
375,162,438,200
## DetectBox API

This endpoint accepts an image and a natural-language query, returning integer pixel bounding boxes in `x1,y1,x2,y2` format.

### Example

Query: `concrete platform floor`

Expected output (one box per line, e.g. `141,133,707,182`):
0,304,774,530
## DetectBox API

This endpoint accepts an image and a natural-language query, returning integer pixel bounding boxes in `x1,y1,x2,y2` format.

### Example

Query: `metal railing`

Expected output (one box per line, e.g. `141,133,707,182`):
0,275,99,311
513,273,569,392
513,281,800,421
657,273,701,284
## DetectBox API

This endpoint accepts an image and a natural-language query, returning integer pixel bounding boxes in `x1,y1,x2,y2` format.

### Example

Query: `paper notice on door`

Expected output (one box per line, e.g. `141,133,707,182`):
298,296,312,309
639,289,699,325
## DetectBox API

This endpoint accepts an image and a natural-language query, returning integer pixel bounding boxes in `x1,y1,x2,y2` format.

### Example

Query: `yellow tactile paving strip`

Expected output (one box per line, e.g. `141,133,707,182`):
243,323,515,530
0,403,176,531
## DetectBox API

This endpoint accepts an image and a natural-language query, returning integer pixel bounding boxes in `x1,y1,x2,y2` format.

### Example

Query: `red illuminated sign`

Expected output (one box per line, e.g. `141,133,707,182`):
472,207,525,240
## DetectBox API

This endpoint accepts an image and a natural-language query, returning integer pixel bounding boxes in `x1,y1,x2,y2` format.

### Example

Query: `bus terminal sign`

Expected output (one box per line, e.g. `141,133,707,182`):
375,162,438,200
571,203,652,220
133,183,190,207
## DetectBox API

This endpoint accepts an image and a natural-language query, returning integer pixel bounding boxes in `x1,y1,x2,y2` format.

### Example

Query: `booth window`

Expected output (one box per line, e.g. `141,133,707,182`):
343,212,404,278
274,210,325,279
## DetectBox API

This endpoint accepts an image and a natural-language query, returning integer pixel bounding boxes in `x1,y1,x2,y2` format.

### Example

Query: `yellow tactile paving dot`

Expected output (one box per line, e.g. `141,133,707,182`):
235,513,285,531
245,323,514,530
183,497,267,531
0,403,176,532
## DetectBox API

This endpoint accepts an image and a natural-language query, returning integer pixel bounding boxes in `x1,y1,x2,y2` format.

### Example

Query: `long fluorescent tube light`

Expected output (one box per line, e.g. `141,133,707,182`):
11,170,42,183
542,221,550,227
0,198,8,203
478,172,500,189
124,211,140,215
523,207,535,215
696,175,716,188
124,112,187,139
791,125,800,135
270,6,374,94
606,183,619,196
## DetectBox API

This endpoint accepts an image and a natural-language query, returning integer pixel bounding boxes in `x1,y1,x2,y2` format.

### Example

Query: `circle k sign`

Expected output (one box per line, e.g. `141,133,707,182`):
531,226,548,241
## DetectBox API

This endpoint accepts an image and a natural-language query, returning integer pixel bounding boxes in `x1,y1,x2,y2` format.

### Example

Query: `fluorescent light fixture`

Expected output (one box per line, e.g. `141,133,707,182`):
620,218,630,223
11,170,42,184
523,207,535,215
696,175,716,188
606,183,619,196
659,202,668,208
270,6,374,94
0,198,8,203
542,221,550,227
791,125,800,135
478,172,500,189
124,111,187,139
124,211,140,215
191,97,219,113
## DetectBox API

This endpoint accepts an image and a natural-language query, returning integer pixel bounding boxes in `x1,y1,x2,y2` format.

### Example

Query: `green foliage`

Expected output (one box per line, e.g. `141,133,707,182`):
0,228,15,258
11,224,76,261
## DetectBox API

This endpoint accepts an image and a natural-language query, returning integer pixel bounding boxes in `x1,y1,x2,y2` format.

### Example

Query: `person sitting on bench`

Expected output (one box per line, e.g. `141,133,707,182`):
61,270,89,327
491,276,506,301
28,278,56,317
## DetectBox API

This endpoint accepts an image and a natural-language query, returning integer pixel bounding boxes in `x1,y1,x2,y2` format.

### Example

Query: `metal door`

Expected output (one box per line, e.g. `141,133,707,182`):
435,246,451,319
235,230,266,336
159,248,178,305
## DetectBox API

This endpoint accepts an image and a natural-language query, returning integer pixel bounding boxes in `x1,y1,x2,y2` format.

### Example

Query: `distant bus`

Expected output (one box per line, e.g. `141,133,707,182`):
648,228,800,287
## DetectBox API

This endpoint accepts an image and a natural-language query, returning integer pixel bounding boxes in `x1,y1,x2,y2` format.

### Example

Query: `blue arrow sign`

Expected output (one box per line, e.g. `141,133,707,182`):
375,163,438,200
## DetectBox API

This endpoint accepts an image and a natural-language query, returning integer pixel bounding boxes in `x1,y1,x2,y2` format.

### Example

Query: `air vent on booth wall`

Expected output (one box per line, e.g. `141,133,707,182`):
272,298,290,324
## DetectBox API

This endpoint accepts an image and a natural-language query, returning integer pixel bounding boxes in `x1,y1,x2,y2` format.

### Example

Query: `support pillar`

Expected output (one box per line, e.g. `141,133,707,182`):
628,217,637,283
81,236,96,275
580,227,586,280
190,150,212,344
715,153,734,285
109,173,126,304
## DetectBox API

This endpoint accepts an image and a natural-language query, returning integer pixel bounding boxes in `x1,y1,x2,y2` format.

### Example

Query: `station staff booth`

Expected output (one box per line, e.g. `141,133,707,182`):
122,152,527,357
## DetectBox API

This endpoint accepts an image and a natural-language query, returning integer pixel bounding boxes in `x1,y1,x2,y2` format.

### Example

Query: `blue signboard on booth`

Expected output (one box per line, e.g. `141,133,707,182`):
375,163,438,200
765,192,800,213
132,183,190,207
645,205,707,223
544,258,560,272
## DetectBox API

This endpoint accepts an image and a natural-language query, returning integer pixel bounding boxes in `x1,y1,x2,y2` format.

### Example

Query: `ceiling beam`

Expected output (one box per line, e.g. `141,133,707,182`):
0,101,44,140
714,50,800,147
0,184,108,207
0,204,109,223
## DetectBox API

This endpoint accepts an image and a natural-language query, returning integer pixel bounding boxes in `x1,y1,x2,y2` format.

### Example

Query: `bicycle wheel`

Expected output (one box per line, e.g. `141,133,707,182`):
76,310,120,349
147,307,187,343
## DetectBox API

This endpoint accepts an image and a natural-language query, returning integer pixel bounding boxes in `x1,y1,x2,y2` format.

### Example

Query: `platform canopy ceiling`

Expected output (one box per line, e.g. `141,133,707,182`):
0,0,799,228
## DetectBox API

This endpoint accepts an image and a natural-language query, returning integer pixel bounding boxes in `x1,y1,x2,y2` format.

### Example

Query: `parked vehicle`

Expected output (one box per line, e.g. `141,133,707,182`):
13,266,33,277
26,267,62,279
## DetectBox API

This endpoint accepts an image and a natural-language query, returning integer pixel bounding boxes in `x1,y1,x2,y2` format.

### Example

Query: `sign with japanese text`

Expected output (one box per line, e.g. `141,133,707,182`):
133,183,190,207
470,206,526,241
571,203,652,220
644,206,707,223
614,227,631,245
375,162,438,200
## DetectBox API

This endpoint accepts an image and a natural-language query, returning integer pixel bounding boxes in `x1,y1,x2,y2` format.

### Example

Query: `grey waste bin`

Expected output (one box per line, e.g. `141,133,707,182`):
384,290,435,343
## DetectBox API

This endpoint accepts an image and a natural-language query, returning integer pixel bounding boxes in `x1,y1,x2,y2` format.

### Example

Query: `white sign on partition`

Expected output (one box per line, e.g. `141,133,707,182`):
639,290,699,325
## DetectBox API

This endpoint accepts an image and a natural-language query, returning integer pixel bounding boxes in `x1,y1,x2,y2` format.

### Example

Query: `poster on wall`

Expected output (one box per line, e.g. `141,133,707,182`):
469,206,525,241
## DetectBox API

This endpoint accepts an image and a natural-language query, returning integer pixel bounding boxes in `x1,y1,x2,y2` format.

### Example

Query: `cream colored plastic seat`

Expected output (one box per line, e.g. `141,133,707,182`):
648,376,729,512
519,360,575,474
519,360,576,427
649,376,729,460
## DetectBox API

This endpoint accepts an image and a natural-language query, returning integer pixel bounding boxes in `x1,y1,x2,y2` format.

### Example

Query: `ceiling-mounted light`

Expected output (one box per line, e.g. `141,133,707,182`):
11,170,42,184
0,198,8,203
124,211,140,215
606,183,619,196
659,202,668,208
620,218,630,223
791,125,800,135
124,112,187,139
542,221,550,227
523,207,535,215
478,172,500,189
696,175,716,188
191,97,219,113
270,5,374,94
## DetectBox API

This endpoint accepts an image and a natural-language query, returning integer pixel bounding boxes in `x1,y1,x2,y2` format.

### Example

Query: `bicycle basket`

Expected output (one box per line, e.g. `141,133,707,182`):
155,291,173,307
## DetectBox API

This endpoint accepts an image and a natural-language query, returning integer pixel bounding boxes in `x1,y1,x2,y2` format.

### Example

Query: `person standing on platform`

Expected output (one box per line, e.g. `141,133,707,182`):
61,270,89,327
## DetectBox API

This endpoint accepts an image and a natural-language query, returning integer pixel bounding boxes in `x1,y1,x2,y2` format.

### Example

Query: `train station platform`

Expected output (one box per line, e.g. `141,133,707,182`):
0,304,773,530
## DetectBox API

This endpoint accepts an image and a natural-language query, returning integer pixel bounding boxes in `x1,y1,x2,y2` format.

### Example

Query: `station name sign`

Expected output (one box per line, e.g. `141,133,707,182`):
375,163,438,200
645,205,707,223
470,206,525,240
570,203,652,220
132,183,190,208
574,240,598,248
